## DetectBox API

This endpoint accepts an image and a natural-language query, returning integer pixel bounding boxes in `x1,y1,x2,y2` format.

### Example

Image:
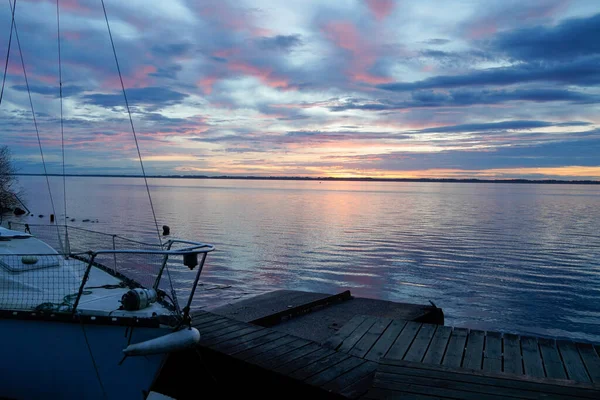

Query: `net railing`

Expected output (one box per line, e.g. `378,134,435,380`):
1,222,214,314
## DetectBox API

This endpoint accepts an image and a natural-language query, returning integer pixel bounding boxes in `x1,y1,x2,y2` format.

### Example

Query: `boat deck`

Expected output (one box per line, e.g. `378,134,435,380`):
169,311,600,399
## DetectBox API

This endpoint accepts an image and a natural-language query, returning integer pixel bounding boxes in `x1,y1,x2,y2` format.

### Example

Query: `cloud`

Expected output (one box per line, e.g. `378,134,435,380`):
365,0,395,21
329,88,600,111
11,84,85,97
412,120,592,134
491,13,600,61
423,38,451,45
257,35,302,51
379,56,600,91
81,87,188,108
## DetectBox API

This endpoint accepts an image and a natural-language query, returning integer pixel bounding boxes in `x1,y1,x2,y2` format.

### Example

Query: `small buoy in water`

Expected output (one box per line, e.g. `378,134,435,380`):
38,215,44,218
50,214,55,223
82,219,90,222
162,225,170,236
70,218,75,222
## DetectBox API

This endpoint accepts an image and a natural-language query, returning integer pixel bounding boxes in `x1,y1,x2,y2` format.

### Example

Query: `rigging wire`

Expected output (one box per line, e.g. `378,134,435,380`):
100,0,181,312
99,0,162,246
8,0,64,254
56,0,69,253
0,0,15,106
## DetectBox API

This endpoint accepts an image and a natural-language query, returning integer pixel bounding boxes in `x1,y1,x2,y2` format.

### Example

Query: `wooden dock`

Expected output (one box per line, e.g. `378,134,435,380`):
154,311,600,399
325,315,600,383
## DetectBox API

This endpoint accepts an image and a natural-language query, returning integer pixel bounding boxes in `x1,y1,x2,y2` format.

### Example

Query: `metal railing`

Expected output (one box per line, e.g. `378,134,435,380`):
1,222,214,317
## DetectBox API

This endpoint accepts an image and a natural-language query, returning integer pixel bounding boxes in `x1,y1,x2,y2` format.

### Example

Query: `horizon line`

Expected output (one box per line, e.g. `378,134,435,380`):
13,173,600,184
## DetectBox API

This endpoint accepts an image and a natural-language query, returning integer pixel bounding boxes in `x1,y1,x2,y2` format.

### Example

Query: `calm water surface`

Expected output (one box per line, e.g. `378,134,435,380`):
10,176,600,342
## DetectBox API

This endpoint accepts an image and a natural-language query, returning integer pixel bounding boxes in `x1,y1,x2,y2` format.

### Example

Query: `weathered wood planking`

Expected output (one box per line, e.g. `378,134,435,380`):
539,338,568,380
521,336,545,378
422,325,452,365
483,331,502,374
559,340,592,383
578,343,600,383
442,327,468,367
503,333,523,375
462,329,485,370
369,358,600,400
188,310,600,399
364,319,407,361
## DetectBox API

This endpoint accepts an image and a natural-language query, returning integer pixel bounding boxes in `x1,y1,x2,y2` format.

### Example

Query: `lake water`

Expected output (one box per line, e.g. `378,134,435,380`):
8,176,600,342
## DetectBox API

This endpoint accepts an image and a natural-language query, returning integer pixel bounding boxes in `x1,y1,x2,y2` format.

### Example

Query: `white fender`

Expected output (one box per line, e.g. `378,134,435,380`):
123,327,200,356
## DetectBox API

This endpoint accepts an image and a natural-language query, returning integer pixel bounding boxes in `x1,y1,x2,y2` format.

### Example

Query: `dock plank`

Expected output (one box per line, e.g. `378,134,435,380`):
226,331,288,355
503,333,523,375
275,347,337,375
248,338,311,367
539,338,567,380
322,360,377,393
305,357,365,386
200,324,261,345
404,324,437,363
212,328,274,352
578,343,600,383
338,316,378,353
521,336,545,378
422,325,452,365
559,341,591,383
195,318,234,334
462,329,485,370
259,341,321,370
234,335,298,361
378,358,600,399
483,331,502,374
364,319,407,362
386,321,421,360
348,317,392,358
442,328,468,368
290,352,351,381
192,314,226,327
322,315,367,350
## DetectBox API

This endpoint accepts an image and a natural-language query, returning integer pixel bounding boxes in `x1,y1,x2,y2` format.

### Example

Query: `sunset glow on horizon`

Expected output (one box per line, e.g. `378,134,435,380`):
1,0,599,180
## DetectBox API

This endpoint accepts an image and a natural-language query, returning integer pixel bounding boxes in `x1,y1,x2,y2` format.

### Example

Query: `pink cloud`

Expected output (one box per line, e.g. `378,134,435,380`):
228,61,290,89
322,21,392,85
212,48,240,59
103,65,157,89
366,0,396,21
198,76,219,94
194,2,272,37
62,31,82,41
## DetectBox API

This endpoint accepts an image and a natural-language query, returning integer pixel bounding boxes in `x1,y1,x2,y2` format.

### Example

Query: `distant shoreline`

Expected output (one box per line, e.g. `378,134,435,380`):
14,173,600,184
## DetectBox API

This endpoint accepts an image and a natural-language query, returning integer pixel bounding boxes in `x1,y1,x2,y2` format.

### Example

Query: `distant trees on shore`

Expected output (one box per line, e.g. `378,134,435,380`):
0,146,19,213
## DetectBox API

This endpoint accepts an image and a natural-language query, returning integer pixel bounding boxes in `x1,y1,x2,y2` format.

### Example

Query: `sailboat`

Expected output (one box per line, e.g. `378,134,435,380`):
0,1,214,399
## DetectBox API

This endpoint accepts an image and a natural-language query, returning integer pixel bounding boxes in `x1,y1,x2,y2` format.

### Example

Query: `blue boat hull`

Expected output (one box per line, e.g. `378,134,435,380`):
0,319,168,399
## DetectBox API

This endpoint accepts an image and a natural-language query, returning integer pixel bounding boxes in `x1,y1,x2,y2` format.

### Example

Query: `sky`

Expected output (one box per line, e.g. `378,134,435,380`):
0,0,599,179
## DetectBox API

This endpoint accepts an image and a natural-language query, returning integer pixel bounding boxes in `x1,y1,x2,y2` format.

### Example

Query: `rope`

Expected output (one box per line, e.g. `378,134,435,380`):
56,0,69,253
79,320,108,399
99,0,162,247
0,0,15,106
9,0,64,254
